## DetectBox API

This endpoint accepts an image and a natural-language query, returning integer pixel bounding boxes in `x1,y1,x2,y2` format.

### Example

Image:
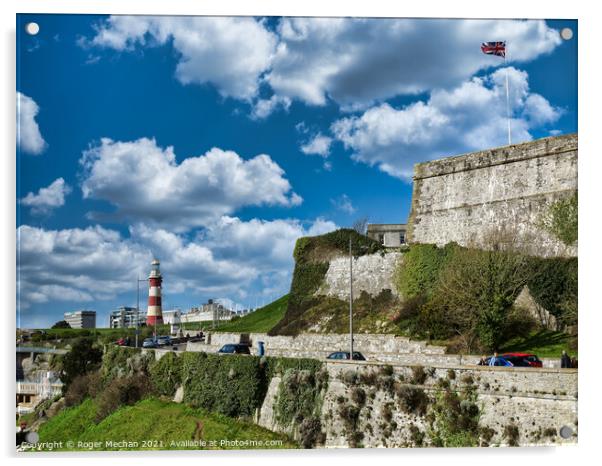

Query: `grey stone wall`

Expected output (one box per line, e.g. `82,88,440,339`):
319,251,402,300
188,331,446,361
256,360,577,447
407,134,578,258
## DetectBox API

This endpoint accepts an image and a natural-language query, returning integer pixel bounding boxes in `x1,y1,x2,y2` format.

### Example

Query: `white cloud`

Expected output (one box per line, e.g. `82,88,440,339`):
331,67,561,179
268,18,561,109
21,178,71,215
17,216,338,311
17,225,151,309
330,194,356,215
87,18,561,113
80,137,302,231
88,16,277,101
300,133,333,157
251,95,291,120
202,216,337,270
17,92,47,155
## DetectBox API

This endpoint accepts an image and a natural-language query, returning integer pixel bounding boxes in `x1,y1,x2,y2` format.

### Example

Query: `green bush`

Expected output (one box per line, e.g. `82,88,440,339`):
181,352,264,418
528,257,577,327
274,369,328,426
101,346,154,384
427,385,481,447
149,352,183,397
61,338,103,389
394,243,458,299
95,373,153,422
540,193,578,246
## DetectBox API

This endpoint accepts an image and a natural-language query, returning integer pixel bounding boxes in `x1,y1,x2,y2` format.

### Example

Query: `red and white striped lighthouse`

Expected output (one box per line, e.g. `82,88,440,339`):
146,259,164,326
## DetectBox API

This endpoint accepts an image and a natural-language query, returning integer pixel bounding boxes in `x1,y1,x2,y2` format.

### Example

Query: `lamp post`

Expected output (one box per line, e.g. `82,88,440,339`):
135,276,148,348
349,236,354,359
349,237,369,360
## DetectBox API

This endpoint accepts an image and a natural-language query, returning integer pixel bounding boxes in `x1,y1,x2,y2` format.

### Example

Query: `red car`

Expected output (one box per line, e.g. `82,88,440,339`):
502,352,543,368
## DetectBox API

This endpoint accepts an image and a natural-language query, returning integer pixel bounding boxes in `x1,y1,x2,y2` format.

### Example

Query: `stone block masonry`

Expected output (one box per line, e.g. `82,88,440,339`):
319,251,402,300
257,360,577,447
407,134,577,258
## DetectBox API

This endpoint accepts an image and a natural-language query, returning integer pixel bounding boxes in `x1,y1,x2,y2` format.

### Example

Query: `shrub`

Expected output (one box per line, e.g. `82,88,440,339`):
64,372,101,407
350,387,366,407
394,243,458,299
503,424,520,446
528,257,578,327
410,366,428,385
274,368,328,428
61,338,103,390
95,373,153,422
149,352,183,397
299,417,326,449
181,352,264,418
540,193,577,246
101,345,153,384
428,386,481,447
396,386,429,416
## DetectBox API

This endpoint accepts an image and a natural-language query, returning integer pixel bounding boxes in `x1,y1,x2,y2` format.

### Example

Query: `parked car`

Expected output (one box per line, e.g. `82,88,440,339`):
218,344,251,355
501,352,543,368
156,336,172,347
326,351,366,361
142,338,158,349
116,337,126,346
481,356,514,367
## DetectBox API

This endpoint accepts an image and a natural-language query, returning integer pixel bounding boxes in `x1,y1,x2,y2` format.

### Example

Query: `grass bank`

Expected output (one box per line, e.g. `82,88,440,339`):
36,397,297,451
213,295,289,333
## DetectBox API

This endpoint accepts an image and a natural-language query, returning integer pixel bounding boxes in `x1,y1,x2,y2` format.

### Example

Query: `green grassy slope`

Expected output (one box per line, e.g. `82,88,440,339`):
500,330,577,358
36,398,296,451
214,295,289,333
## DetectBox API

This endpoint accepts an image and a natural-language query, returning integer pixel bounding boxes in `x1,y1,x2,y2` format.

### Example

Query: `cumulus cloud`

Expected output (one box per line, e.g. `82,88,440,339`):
268,18,561,109
331,67,561,179
251,95,291,120
17,216,337,311
21,178,71,215
202,216,337,270
300,133,333,157
87,17,561,112
88,16,277,101
17,225,151,309
80,137,302,231
330,194,356,215
17,92,47,155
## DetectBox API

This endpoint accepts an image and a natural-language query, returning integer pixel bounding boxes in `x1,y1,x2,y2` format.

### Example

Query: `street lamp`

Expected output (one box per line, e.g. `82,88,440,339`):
349,236,354,359
349,236,369,360
135,276,148,348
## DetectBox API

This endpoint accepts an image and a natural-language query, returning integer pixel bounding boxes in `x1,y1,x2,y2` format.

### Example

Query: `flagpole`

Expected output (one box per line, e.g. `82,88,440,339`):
504,44,511,145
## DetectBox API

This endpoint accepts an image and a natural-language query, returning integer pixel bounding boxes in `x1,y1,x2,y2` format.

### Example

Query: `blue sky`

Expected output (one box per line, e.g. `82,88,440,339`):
16,15,577,328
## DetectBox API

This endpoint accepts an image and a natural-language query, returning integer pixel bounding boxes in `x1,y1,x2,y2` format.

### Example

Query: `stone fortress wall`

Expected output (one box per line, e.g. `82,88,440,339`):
407,134,578,258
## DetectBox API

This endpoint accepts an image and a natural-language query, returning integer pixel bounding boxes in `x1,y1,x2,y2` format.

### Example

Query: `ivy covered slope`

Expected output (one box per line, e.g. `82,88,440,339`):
269,229,400,336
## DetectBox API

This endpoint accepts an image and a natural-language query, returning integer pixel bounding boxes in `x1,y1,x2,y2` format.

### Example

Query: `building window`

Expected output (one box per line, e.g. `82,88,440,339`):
399,232,406,244
378,234,384,245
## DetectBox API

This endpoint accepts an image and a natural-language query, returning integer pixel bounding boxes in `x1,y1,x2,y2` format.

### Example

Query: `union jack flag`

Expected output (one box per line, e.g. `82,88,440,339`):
481,41,506,58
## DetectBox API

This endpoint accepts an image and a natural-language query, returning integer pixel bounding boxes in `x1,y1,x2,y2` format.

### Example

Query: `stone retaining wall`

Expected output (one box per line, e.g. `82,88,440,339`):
258,359,578,447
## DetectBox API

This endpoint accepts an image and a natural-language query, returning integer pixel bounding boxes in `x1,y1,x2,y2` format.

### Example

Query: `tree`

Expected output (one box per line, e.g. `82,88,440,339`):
61,338,103,389
51,320,71,329
352,217,369,235
432,231,534,351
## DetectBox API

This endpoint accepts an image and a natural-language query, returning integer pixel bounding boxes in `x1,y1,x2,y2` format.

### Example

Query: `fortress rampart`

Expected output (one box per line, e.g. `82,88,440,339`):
407,134,578,257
